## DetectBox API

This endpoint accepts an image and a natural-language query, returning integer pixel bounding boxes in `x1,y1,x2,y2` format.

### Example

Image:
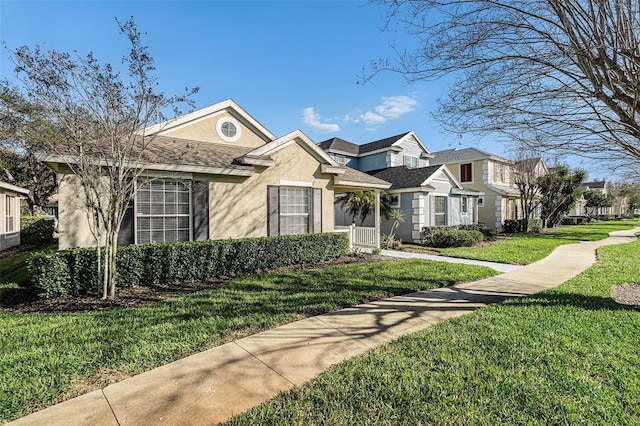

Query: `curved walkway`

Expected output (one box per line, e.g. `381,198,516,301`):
379,249,521,272
10,228,639,426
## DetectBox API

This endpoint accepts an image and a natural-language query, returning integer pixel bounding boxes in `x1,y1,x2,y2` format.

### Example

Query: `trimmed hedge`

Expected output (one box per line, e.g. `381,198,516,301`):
429,230,484,248
503,218,543,233
28,233,349,298
421,224,495,245
20,217,55,246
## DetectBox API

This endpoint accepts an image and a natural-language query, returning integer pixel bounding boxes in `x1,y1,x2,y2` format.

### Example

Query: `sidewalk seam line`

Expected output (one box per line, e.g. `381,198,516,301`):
101,388,120,426
231,341,297,387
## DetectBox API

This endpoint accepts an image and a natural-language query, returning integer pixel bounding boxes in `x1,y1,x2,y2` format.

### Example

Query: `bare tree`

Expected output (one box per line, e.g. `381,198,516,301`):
512,154,547,232
369,1,640,171
7,18,197,299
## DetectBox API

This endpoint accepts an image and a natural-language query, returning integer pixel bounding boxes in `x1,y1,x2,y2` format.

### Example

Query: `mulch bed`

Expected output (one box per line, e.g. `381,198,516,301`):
1,252,395,315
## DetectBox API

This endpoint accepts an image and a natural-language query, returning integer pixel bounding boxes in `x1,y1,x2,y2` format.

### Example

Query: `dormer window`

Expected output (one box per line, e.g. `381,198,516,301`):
404,155,418,168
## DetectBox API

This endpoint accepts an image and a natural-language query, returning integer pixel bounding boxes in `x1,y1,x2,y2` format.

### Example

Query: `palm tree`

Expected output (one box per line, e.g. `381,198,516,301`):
336,191,392,225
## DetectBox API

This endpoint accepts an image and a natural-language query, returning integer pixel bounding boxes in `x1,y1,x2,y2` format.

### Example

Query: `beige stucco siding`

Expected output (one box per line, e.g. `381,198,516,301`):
161,112,268,148
208,139,335,240
58,170,101,249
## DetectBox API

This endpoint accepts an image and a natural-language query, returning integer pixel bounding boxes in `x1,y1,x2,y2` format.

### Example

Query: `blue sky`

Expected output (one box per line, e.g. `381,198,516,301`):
0,1,598,176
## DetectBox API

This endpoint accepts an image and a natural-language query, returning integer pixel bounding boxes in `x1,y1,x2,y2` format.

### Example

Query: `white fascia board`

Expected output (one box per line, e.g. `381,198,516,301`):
358,146,403,157
389,187,434,194
325,149,358,157
421,164,464,189
249,130,340,167
237,156,275,167
0,181,29,194
391,131,435,158
35,153,255,177
321,165,346,175
139,99,277,141
334,179,391,190
452,188,485,196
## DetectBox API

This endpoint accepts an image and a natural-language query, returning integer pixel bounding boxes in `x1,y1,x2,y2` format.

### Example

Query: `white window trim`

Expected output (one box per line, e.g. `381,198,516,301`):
279,186,311,235
462,196,468,214
404,155,418,168
216,116,242,143
5,194,18,236
279,180,312,188
478,197,485,207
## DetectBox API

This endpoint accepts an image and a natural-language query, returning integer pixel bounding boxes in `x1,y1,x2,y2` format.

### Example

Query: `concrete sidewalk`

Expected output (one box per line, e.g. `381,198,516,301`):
379,249,521,273
9,228,639,426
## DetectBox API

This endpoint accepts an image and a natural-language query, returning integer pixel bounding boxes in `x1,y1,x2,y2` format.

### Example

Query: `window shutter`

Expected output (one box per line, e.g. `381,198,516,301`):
117,202,134,246
192,181,209,241
267,185,280,236
312,188,322,233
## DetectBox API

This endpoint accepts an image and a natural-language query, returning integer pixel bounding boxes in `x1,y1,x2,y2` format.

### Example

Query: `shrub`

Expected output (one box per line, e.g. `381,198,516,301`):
502,219,520,233
429,230,483,248
28,252,70,298
528,218,542,233
421,224,494,245
20,217,55,246
28,233,349,298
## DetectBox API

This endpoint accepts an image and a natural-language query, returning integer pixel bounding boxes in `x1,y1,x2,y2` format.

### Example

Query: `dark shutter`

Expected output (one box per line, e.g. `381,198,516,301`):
312,188,322,233
267,185,280,236
192,181,209,241
117,202,134,246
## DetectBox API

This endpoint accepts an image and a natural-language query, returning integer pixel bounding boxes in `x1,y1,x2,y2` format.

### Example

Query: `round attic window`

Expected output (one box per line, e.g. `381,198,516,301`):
216,117,241,143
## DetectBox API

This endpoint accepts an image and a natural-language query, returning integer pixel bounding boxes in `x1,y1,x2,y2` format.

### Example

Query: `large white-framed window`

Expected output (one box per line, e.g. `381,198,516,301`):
279,186,310,235
495,163,504,183
5,194,15,233
135,179,191,244
435,196,447,226
404,155,418,168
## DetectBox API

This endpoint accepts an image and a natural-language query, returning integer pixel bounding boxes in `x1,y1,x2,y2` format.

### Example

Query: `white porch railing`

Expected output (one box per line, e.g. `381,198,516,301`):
335,224,378,248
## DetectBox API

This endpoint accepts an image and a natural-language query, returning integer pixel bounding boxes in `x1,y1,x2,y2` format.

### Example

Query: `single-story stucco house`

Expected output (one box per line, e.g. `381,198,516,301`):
0,181,29,251
37,100,391,249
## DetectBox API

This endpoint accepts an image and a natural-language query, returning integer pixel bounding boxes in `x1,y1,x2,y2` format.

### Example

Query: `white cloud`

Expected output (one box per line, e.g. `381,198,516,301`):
301,107,340,133
351,95,420,130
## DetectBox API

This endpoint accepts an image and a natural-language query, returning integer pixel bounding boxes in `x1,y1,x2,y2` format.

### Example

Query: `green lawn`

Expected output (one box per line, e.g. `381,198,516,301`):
426,220,640,264
0,259,497,423
227,240,640,425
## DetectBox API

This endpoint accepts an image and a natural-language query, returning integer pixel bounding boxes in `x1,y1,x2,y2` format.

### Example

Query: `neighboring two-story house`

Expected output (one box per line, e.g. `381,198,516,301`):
429,147,521,230
319,132,483,243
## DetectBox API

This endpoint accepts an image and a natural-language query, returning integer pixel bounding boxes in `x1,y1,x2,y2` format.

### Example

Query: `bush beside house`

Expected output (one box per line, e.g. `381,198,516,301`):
29,233,349,298
20,217,55,246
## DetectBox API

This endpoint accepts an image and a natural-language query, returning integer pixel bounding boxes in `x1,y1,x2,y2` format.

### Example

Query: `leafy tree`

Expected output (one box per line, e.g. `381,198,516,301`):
336,191,392,225
611,182,640,215
0,83,59,215
6,18,197,299
0,149,56,215
583,190,613,217
538,166,586,228
370,0,640,171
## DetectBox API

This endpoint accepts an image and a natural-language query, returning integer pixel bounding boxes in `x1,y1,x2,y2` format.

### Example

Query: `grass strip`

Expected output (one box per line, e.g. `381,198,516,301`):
431,220,639,264
0,259,496,422
227,240,640,425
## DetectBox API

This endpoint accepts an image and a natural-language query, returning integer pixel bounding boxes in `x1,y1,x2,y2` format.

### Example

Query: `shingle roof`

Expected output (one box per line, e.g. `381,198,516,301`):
317,137,359,156
430,147,509,165
367,165,443,190
582,181,606,189
38,135,258,173
337,167,391,187
358,132,411,154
